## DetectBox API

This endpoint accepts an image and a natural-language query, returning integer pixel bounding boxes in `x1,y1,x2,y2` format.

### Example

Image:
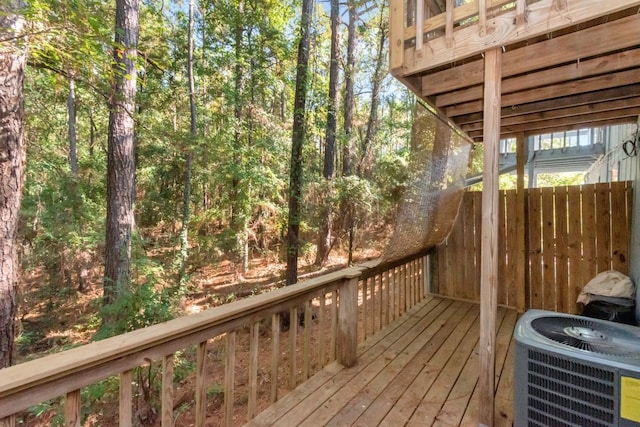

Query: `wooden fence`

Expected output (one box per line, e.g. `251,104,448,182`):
0,254,427,427
434,181,632,314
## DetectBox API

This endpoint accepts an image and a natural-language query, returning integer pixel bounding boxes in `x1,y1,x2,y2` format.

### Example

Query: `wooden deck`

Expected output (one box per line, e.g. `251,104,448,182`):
247,296,518,427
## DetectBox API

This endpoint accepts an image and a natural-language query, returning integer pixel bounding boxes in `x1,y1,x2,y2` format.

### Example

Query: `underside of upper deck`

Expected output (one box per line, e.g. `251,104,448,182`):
390,0,640,142
248,296,518,427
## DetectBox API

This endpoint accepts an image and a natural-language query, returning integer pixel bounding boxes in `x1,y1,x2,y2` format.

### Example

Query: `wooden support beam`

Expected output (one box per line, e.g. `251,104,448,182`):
389,0,406,75
64,390,81,427
416,0,424,54
515,133,527,313
479,47,501,427
119,370,132,427
337,272,361,367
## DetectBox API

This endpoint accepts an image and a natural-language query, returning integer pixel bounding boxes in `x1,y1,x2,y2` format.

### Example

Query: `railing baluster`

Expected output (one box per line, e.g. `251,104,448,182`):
162,355,174,427
330,290,337,359
224,332,236,427
271,313,280,403
479,0,487,35
0,415,15,427
394,267,400,318
375,274,383,331
289,307,297,389
388,269,394,322
248,322,259,420
370,277,375,335
516,0,527,26
195,341,207,427
319,291,326,366
64,389,81,427
303,300,312,380
412,259,417,307
416,0,424,53
119,370,132,427
445,0,454,47
362,278,368,340
384,272,390,326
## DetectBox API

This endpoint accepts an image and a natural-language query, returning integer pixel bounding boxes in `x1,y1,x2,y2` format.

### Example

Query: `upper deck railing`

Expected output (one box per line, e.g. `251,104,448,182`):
0,252,429,426
389,0,640,81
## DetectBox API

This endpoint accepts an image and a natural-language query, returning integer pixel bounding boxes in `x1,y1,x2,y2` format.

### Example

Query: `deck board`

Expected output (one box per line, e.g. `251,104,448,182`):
247,296,517,427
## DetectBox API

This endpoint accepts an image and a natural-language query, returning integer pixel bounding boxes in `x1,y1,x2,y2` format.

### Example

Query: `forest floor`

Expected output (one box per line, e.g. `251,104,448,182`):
15,226,389,426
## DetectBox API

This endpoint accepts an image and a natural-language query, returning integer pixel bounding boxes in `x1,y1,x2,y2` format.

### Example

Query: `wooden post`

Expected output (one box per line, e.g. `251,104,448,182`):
479,47,502,427
389,0,405,75
337,271,361,367
195,341,207,427
64,390,81,427
516,0,527,27
416,0,424,54
479,0,487,35
270,313,280,403
162,355,174,427
224,332,236,427
445,0,454,47
119,370,133,427
515,132,527,313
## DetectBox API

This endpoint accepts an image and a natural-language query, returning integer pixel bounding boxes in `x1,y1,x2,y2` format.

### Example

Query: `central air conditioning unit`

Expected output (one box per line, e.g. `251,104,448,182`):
514,310,640,427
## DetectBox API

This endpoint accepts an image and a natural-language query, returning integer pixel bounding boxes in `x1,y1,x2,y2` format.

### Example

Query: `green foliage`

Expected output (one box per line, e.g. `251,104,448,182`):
372,149,410,215
95,250,179,340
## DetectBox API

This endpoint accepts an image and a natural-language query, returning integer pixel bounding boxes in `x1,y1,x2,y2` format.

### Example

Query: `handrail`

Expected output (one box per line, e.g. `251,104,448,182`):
0,252,430,426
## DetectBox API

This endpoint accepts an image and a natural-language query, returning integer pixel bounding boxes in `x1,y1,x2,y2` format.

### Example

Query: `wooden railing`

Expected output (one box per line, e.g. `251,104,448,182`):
389,0,639,77
0,253,429,426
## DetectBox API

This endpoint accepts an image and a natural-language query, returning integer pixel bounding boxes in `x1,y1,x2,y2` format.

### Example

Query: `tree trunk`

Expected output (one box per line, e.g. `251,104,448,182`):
231,1,249,275
358,0,387,178
343,0,357,264
103,0,140,308
179,0,196,285
286,0,314,286
0,0,26,369
315,0,340,267
342,0,357,177
68,78,79,175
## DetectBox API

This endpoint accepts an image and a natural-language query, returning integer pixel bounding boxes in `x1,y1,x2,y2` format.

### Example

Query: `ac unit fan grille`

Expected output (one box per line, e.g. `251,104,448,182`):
527,349,616,427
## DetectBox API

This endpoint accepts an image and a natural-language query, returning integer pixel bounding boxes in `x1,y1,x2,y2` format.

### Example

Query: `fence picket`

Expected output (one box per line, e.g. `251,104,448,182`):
434,182,631,314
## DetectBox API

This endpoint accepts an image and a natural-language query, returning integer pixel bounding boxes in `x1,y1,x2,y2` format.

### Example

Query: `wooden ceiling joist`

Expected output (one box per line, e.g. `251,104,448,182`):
445,68,640,118
454,84,640,126
462,97,640,132
468,108,640,138
434,48,640,108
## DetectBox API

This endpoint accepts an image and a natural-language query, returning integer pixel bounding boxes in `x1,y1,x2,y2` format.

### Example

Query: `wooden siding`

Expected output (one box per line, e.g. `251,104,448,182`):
434,181,632,313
